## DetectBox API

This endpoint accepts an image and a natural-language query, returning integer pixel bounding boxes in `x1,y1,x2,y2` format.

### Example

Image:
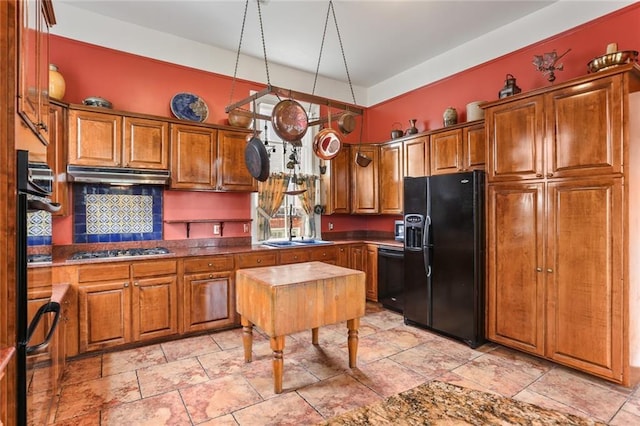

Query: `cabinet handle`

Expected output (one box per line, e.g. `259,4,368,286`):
546,173,553,178
134,281,139,286
124,282,129,288
536,267,542,272
208,262,213,267
547,268,553,273
36,122,48,132
257,259,262,263
535,173,543,178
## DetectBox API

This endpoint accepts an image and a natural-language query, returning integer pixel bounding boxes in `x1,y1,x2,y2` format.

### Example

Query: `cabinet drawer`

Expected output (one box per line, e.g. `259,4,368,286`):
78,263,130,283
309,246,338,262
183,255,234,273
278,249,311,265
235,252,277,269
28,267,52,289
131,260,177,278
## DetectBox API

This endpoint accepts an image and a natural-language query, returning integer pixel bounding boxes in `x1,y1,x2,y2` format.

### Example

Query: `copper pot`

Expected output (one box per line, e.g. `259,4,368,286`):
228,108,252,128
271,99,308,142
338,112,356,135
313,128,342,160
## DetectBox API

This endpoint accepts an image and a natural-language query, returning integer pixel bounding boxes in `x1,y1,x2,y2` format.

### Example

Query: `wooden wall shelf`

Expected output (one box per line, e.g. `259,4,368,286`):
164,219,252,238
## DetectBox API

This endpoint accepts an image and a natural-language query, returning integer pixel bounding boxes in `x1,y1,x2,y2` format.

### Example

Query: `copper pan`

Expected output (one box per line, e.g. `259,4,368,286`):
271,99,308,142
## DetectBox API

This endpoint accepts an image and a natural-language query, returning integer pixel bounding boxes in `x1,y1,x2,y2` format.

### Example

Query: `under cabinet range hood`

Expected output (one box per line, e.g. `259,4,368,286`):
67,165,170,185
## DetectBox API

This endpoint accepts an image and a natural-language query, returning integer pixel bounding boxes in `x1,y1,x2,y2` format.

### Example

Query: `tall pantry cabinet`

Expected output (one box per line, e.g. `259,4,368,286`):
484,63,640,386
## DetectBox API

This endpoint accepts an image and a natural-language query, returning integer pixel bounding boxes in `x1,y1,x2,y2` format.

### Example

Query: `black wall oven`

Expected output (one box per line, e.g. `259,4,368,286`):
16,150,61,425
377,246,404,313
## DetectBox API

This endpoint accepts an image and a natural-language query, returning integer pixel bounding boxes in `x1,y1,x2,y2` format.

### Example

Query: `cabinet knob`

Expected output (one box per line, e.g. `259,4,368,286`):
36,122,48,132
536,267,542,272
134,281,139,286
536,173,543,178
294,255,298,260
124,282,129,288
209,274,213,279
547,268,553,273
208,262,213,267
257,259,262,263
546,173,553,178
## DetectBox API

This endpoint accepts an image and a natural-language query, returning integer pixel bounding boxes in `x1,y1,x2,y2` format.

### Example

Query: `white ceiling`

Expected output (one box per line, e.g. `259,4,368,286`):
58,0,558,88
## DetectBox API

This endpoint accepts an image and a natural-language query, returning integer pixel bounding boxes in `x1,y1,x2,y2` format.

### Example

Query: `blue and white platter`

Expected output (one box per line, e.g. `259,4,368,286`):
170,92,209,122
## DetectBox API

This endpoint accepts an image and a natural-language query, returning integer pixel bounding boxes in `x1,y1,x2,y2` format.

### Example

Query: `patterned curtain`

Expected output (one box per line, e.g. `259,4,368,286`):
297,174,318,238
257,173,287,241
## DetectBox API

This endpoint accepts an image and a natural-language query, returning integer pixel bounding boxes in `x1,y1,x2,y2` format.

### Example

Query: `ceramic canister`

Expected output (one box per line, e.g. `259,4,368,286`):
466,101,485,121
48,64,66,101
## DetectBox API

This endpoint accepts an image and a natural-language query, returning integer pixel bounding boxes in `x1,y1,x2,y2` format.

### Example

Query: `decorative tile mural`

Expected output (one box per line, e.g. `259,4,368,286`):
27,209,52,246
74,184,163,243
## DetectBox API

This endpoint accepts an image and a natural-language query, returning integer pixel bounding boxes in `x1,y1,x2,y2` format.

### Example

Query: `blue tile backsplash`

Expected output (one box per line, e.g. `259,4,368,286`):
27,209,52,246
73,184,163,243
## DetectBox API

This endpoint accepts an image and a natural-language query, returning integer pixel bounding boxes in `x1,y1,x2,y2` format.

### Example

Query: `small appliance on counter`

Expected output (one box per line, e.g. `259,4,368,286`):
394,220,404,241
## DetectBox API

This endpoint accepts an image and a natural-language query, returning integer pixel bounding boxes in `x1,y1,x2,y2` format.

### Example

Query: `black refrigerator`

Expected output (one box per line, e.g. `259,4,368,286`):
403,171,485,348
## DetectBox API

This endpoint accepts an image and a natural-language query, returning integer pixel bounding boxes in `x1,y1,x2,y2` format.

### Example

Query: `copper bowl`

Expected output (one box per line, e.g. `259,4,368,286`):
227,108,253,128
587,50,638,73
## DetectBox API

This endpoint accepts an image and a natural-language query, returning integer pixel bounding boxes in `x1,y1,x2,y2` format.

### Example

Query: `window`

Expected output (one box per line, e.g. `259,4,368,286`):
251,97,320,242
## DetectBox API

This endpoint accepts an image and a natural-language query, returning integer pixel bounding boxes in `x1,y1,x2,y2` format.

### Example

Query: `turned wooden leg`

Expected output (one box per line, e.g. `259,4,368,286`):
347,318,360,368
270,335,285,394
312,327,319,345
241,316,253,363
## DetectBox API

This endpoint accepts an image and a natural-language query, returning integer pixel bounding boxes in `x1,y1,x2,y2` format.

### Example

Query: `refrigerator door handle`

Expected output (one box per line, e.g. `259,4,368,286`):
423,216,431,248
423,246,432,277
25,301,61,354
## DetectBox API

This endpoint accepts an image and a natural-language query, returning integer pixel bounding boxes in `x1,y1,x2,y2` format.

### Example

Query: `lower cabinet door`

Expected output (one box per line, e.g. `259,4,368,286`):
132,275,179,341
79,281,131,353
183,272,236,333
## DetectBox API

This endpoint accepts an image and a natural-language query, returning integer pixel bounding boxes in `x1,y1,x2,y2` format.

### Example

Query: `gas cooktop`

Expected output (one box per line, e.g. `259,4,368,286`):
69,247,171,260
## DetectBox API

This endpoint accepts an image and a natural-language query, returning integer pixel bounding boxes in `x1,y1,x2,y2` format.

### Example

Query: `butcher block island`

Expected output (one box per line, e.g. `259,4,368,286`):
236,261,366,393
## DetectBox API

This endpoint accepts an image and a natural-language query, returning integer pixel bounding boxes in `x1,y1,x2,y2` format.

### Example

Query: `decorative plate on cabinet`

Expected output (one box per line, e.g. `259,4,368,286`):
170,92,209,122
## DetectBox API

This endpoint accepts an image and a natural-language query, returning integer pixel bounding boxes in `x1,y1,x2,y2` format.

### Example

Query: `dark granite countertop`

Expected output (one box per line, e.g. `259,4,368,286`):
29,238,402,268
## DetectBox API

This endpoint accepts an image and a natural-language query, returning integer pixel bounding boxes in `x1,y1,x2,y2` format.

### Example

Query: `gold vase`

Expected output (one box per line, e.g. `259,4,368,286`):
48,64,66,101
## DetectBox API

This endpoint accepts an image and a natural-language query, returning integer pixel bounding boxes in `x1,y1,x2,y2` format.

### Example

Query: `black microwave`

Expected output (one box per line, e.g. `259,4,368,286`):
394,220,404,241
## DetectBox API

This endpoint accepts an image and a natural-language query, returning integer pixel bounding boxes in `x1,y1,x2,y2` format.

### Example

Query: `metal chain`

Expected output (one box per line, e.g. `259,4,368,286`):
256,0,271,86
310,3,331,98
229,0,250,106
329,0,357,105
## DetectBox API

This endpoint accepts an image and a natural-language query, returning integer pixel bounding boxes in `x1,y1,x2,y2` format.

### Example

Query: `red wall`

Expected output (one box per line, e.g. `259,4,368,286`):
50,4,640,241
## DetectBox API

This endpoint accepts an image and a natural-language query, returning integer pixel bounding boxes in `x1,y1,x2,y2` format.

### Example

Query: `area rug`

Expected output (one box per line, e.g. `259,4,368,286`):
323,380,606,425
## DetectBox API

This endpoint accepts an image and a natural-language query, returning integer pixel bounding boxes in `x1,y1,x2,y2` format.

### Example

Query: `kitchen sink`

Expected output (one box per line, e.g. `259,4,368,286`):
262,239,333,248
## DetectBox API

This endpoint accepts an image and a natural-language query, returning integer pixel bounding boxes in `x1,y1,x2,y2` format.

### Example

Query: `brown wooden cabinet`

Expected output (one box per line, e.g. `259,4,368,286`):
379,141,403,214
351,144,379,214
78,260,178,353
485,65,639,386
235,251,278,269
403,135,429,177
68,108,170,170
170,125,256,192
123,116,170,170
336,244,350,267
365,244,378,301
182,255,236,333
217,130,258,192
48,101,68,215
430,122,485,176
321,146,351,214
17,0,55,147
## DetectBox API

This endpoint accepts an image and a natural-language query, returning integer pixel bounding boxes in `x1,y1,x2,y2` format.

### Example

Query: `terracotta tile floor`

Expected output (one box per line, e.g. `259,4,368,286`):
48,304,640,425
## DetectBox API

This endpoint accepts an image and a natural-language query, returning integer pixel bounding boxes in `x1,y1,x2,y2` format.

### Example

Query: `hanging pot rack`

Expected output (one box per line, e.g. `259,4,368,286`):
225,0,364,131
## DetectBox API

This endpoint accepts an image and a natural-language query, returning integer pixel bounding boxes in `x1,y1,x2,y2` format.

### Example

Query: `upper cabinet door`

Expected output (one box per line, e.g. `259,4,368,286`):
545,74,623,179
123,117,169,170
216,130,257,192
379,141,403,214
403,135,429,177
351,145,379,214
68,109,122,167
18,0,55,148
430,128,462,175
170,124,217,190
462,123,486,171
486,96,545,182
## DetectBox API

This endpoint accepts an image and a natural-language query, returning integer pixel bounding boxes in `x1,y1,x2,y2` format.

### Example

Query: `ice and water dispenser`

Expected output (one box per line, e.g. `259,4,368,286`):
404,214,425,250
